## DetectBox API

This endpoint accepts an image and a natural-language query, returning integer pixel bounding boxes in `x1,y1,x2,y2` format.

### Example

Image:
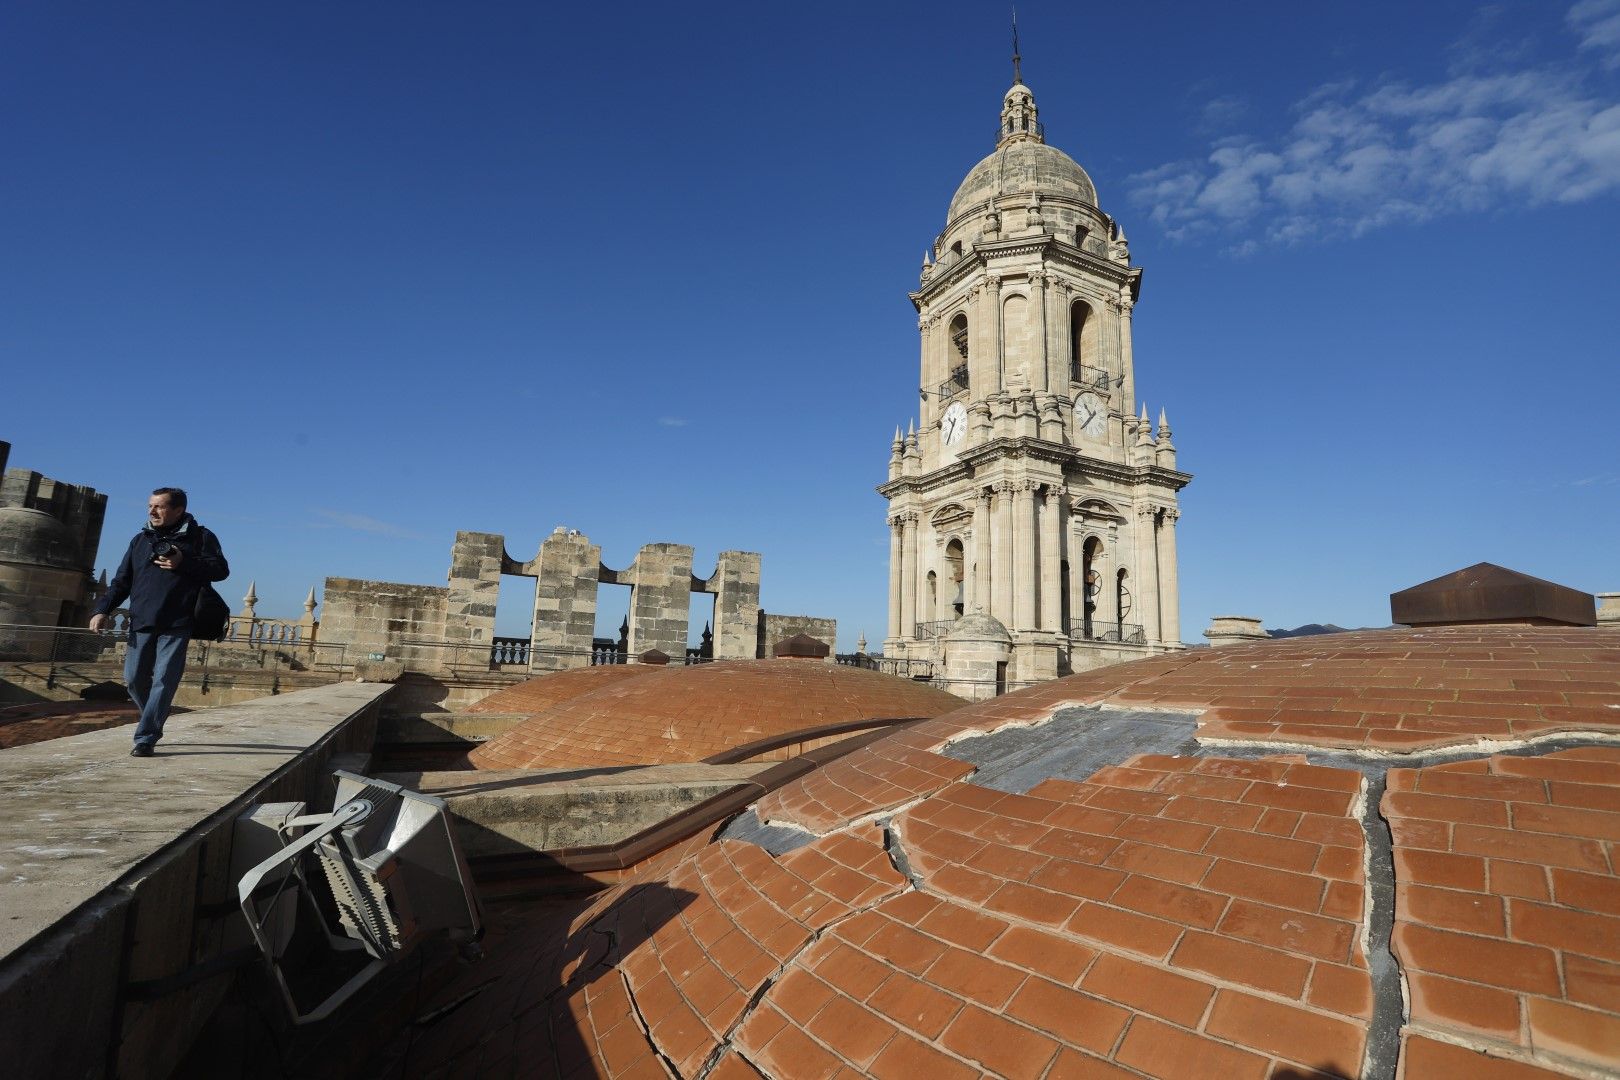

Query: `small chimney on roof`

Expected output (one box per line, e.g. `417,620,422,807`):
1390,563,1597,628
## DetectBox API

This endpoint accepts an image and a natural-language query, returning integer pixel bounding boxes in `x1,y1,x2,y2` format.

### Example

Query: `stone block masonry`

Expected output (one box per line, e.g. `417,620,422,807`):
316,526,836,676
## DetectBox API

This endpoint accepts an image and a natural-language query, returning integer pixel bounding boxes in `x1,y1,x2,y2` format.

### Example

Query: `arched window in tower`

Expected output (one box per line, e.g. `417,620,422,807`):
1116,568,1132,635
1081,537,1104,640
947,312,970,395
945,539,965,618
1070,299,1101,387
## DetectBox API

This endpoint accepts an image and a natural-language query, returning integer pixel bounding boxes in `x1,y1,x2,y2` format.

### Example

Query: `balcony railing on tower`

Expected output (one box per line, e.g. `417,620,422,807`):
1068,622,1146,645
935,364,970,401
1072,364,1119,394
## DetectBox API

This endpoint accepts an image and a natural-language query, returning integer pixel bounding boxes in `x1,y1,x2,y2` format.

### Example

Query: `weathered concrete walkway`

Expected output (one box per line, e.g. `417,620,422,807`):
0,680,390,1080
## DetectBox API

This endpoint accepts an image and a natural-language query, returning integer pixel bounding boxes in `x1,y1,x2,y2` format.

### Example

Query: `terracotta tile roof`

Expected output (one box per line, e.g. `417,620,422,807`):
469,660,964,770
380,752,1376,1078
463,662,658,715
278,623,1620,1078
1386,746,1620,1075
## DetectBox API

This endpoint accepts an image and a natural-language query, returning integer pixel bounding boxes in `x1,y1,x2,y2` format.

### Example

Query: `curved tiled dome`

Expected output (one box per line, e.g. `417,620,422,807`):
468,658,965,770
465,663,658,715
947,139,1098,223
392,623,1620,1080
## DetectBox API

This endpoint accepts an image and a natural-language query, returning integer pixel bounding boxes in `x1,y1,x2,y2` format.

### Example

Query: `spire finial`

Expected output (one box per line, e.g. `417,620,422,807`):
1011,7,1022,85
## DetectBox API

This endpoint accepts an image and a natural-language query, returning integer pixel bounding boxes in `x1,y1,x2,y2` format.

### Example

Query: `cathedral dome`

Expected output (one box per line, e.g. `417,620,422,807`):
946,82,1097,224
948,139,1098,222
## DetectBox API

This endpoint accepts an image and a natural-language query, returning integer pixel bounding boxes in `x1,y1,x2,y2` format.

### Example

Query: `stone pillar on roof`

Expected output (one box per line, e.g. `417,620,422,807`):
625,543,693,660
709,550,761,661
445,531,503,656
531,527,601,671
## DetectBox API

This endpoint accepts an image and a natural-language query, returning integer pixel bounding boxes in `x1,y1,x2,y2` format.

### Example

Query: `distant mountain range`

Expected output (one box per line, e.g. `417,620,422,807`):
1264,623,1366,638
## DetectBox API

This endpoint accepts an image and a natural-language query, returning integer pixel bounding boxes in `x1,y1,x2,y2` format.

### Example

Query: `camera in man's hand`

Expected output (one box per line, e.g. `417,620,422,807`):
151,540,176,564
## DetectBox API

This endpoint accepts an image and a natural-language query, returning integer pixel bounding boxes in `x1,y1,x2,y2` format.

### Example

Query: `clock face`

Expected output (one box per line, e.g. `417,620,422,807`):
941,402,967,445
1074,392,1107,439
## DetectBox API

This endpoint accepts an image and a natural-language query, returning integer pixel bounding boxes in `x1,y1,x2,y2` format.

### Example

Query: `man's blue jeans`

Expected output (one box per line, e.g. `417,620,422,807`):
125,629,191,747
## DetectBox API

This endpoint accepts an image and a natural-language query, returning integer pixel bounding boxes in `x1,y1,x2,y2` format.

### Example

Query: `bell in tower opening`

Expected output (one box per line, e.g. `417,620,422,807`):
879,61,1191,700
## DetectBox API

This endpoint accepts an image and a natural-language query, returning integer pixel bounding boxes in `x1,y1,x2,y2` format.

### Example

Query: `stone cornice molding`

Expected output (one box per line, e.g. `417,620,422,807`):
880,442,1192,502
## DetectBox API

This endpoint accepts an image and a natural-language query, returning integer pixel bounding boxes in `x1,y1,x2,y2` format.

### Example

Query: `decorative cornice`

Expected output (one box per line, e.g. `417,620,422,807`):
879,440,1193,501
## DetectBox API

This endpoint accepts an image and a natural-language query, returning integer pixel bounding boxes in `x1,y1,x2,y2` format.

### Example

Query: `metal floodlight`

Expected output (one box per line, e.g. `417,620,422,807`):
236,771,483,1024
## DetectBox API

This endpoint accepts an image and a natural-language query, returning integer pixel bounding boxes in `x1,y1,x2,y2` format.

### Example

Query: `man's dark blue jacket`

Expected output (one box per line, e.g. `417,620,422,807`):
95,515,230,632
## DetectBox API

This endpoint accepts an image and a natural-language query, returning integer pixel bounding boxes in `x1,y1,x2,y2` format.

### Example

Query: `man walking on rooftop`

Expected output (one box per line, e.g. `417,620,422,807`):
90,487,229,757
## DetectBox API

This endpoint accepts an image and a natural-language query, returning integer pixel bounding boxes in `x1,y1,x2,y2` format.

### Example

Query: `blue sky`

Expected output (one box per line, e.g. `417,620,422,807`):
3,1,1617,648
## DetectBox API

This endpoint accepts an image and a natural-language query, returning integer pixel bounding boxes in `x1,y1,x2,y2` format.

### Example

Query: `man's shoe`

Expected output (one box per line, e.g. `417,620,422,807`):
130,744,155,758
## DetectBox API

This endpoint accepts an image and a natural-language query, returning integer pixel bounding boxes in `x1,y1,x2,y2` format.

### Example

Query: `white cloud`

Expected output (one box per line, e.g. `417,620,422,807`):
309,509,423,540
658,416,689,427
1130,4,1620,248
1571,0,1620,68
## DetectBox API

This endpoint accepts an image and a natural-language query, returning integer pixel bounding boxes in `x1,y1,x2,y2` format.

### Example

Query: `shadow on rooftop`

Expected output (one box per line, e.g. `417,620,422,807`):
176,881,698,1078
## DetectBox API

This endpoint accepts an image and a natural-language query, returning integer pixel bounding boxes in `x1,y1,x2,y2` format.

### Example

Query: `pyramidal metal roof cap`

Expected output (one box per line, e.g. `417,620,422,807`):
1390,562,1596,627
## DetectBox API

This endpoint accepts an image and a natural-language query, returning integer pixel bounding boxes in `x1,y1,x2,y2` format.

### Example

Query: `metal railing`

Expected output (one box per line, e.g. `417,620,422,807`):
914,619,956,641
1068,622,1146,645
1072,364,1118,393
935,364,970,401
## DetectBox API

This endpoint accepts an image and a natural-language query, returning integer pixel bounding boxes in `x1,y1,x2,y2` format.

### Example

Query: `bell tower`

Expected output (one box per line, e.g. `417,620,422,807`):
879,67,1191,697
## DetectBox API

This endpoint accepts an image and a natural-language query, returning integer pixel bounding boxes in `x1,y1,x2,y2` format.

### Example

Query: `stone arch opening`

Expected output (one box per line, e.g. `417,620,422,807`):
948,311,970,392
945,539,965,618
1116,567,1132,633
494,575,538,665
1070,299,1102,386
594,581,631,664
1081,536,1105,639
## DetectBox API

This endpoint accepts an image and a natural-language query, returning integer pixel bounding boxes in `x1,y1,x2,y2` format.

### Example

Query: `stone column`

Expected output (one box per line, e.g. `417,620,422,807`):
1066,531,1085,637
986,275,1004,391
1040,486,1062,631
1012,480,1036,630
991,483,1013,623
919,314,936,428
899,513,917,639
1136,506,1162,644
1156,509,1181,645
974,489,993,612
914,512,933,627
968,283,993,395
1028,271,1049,393
1048,277,1069,396
887,514,904,639
1117,287,1137,418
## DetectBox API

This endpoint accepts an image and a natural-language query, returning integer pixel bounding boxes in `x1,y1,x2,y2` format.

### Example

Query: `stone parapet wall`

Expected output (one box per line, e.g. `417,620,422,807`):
759,614,837,658
320,576,448,657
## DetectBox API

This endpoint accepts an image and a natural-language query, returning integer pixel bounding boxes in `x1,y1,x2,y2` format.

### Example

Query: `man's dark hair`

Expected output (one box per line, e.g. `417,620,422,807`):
152,487,188,511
